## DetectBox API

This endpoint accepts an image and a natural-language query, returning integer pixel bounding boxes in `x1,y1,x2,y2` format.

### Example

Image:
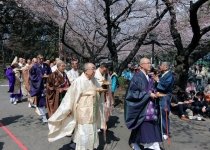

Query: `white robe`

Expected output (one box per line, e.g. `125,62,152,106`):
48,73,102,150
94,68,112,129
66,69,79,83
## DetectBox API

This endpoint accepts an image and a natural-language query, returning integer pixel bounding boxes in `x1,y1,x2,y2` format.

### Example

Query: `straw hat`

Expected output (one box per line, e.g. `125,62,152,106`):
11,56,18,66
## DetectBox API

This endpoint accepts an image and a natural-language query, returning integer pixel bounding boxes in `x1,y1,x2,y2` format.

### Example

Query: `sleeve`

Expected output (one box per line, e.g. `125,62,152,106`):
46,73,56,91
6,68,15,92
157,75,174,92
124,76,151,129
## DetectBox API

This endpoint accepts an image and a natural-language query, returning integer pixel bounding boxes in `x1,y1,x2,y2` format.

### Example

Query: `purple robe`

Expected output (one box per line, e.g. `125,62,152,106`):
29,63,52,107
6,67,22,99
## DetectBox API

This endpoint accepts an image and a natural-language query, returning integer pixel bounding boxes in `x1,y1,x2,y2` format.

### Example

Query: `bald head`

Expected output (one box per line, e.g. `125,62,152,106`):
139,58,151,74
140,58,150,65
32,58,38,65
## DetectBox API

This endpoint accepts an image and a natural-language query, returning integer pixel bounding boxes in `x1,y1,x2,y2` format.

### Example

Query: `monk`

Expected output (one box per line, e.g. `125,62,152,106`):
48,63,104,150
46,61,70,117
30,54,52,122
94,62,112,132
6,56,22,105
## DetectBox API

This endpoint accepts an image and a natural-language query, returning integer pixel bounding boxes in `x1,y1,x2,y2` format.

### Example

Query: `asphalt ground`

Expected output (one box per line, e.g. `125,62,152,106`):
0,81,210,150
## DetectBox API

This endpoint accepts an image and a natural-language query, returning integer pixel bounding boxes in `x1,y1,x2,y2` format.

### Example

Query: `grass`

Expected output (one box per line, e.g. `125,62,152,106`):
0,78,7,82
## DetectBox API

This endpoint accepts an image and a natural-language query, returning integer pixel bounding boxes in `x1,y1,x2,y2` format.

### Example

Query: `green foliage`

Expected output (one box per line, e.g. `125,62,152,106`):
118,76,129,88
0,0,60,62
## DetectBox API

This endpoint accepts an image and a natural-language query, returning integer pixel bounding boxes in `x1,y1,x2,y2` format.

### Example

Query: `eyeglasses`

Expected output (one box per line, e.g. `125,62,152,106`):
86,68,96,70
142,62,151,65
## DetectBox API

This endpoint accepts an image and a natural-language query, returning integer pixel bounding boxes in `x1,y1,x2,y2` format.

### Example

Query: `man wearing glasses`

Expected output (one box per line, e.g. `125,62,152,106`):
125,58,162,150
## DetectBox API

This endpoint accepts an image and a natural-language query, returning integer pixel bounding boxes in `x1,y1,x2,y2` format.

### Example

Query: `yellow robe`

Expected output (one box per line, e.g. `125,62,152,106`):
48,73,101,150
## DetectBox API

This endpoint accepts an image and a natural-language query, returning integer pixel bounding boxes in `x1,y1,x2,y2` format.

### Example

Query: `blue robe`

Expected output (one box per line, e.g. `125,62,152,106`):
156,71,175,135
29,63,52,107
124,71,162,144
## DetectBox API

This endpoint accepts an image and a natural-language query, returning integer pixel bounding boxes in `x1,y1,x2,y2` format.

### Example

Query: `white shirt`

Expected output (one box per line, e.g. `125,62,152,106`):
66,69,79,83
18,62,23,67
161,71,169,78
51,65,57,72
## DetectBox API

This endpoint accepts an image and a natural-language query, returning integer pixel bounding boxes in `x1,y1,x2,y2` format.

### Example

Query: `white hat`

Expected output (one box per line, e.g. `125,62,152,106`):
11,56,18,66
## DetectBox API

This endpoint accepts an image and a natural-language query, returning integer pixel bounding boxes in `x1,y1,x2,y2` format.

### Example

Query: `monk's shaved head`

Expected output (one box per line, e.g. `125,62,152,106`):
140,58,150,65
139,58,151,73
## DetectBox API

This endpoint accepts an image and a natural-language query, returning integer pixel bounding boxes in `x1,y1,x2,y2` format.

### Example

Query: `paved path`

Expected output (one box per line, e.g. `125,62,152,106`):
0,82,210,150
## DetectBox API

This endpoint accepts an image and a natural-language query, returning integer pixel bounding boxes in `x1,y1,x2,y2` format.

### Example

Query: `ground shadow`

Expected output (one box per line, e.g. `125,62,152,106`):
18,98,28,103
58,143,71,150
97,116,120,150
97,130,120,150
114,96,123,108
0,142,4,150
58,116,120,150
0,115,23,126
107,116,120,129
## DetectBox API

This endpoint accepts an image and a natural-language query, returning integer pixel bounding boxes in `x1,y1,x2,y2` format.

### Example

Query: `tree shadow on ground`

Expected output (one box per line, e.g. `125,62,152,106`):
0,115,23,126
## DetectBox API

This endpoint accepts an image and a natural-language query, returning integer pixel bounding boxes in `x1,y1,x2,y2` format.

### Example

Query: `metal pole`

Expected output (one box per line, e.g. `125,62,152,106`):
58,25,61,59
152,42,154,64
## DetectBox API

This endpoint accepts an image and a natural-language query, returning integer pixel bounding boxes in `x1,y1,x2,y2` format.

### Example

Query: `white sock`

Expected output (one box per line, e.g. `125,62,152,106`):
131,143,141,150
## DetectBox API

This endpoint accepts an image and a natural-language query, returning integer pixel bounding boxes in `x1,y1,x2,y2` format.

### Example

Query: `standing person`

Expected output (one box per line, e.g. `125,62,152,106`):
22,59,26,66
66,60,79,83
29,54,52,122
23,58,38,108
46,61,70,117
26,59,31,67
48,63,103,150
18,58,23,67
185,78,196,94
109,67,118,107
152,62,175,140
125,58,162,150
6,56,23,105
51,58,60,72
195,67,204,91
95,62,112,132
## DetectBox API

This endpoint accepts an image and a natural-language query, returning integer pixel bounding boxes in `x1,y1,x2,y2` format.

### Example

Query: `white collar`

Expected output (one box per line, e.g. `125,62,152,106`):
161,71,169,77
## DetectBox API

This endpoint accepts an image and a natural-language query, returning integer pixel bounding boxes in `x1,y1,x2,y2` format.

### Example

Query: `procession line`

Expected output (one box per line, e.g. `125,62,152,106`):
0,122,28,150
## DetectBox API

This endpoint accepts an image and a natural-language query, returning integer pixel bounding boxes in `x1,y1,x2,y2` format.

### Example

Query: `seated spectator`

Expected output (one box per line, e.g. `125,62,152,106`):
171,90,193,121
185,78,196,94
204,79,210,94
191,91,210,117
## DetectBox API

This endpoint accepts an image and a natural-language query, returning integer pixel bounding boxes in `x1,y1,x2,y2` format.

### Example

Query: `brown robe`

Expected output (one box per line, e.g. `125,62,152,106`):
22,65,37,105
46,70,70,117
